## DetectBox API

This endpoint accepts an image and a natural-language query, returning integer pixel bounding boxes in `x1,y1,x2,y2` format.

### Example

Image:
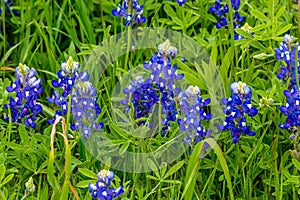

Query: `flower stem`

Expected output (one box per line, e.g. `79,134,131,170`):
60,93,73,199
124,26,132,71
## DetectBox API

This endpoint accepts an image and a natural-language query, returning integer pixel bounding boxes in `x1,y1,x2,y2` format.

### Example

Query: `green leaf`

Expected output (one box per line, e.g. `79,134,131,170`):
172,18,183,27
20,159,35,172
0,174,14,187
249,40,266,50
146,175,159,181
113,109,130,124
253,53,273,60
78,168,97,179
181,141,204,200
251,24,270,33
276,24,292,36
275,6,286,18
292,159,300,171
18,124,29,144
268,0,275,20
235,28,252,38
119,142,129,155
146,158,160,178
68,42,77,60
47,151,59,194
0,164,5,183
76,180,94,188
164,4,177,19
250,10,269,22
164,161,185,179
187,16,200,27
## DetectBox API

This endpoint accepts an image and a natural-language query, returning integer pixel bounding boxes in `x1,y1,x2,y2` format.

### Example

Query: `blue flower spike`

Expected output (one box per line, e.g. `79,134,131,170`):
4,63,43,128
71,80,104,139
209,0,246,40
279,88,300,131
47,56,103,139
274,34,300,88
112,0,146,27
121,39,184,136
219,82,258,144
178,85,212,146
88,169,124,200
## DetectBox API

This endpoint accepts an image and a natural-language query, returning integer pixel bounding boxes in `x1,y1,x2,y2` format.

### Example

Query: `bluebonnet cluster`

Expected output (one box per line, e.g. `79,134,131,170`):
178,85,212,145
4,63,43,128
275,35,299,138
88,169,124,200
47,57,103,138
71,80,104,139
121,76,159,125
274,34,300,88
144,39,184,95
47,57,80,124
0,0,19,15
209,0,245,39
112,0,146,27
218,82,258,144
275,35,300,160
122,40,184,136
279,89,300,134
279,88,300,161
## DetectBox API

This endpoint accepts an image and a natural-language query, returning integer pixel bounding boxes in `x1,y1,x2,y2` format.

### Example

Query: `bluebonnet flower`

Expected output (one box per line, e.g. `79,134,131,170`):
178,85,212,146
47,57,103,138
274,34,300,88
144,39,184,96
4,63,43,128
51,56,80,97
112,0,146,28
279,87,300,161
209,0,229,29
25,177,35,193
122,40,184,136
47,57,79,124
0,0,19,15
275,35,300,160
218,82,258,144
209,0,245,40
71,80,104,139
279,88,300,130
88,169,124,200
176,0,187,6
